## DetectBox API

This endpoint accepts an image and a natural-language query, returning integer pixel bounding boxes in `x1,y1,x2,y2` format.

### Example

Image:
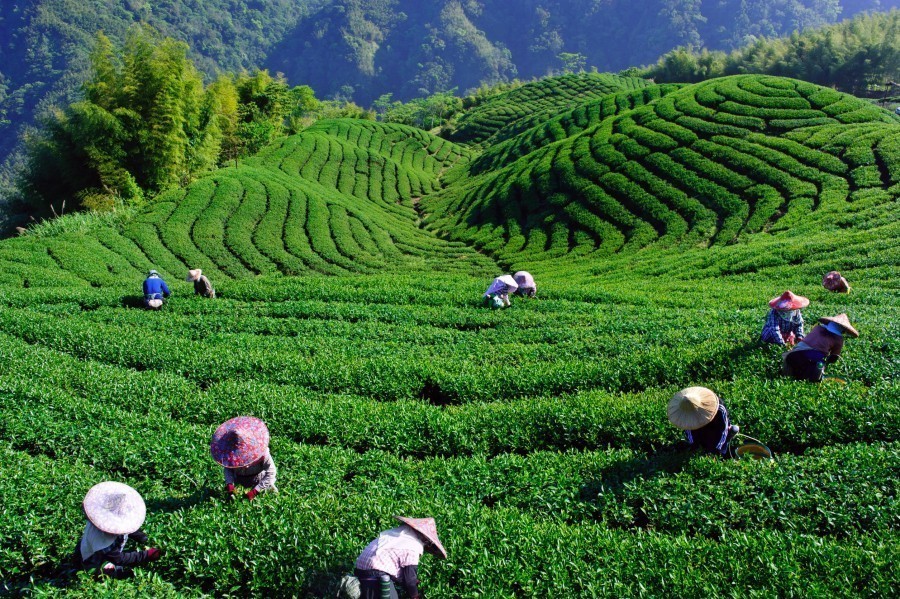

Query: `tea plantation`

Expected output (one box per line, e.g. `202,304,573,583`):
0,75,898,597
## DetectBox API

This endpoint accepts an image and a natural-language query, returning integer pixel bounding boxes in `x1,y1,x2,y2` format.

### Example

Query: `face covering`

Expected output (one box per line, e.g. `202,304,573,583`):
824,321,844,336
777,309,799,321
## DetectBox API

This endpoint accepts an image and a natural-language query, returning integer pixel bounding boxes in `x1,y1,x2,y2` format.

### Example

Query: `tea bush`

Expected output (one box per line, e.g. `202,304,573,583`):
0,73,898,597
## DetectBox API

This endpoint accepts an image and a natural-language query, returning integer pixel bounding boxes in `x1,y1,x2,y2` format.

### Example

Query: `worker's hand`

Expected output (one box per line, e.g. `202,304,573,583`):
245,488,259,501
225,483,235,499
146,547,162,562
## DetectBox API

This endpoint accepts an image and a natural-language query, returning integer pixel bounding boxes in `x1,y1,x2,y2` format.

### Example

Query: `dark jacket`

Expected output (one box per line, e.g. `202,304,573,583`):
74,527,152,569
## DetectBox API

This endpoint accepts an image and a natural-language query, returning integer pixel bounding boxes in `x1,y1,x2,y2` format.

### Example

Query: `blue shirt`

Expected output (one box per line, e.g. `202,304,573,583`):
143,275,171,299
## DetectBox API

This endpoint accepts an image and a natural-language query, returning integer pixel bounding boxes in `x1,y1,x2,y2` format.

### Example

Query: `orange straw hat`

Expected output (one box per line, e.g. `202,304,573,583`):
819,314,859,338
83,482,146,535
768,290,809,311
394,516,447,559
667,387,719,430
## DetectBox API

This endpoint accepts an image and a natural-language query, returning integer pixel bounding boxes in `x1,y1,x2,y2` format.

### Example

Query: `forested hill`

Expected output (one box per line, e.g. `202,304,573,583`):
0,1,893,192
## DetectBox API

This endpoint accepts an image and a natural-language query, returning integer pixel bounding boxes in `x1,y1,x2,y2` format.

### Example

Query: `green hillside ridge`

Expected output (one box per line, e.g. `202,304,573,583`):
0,73,898,596
447,73,654,145
425,75,900,273
0,120,494,288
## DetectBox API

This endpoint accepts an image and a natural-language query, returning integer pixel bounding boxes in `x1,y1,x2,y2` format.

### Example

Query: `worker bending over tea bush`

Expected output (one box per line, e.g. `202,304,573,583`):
513,271,536,297
782,313,858,382
355,516,447,599
186,268,215,298
483,275,518,308
761,290,807,346
143,269,170,309
211,416,277,501
73,482,161,578
668,387,739,458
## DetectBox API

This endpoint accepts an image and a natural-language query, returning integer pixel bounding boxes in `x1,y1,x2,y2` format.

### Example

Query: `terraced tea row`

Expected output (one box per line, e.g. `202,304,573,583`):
449,73,652,145
0,120,494,288
425,76,900,270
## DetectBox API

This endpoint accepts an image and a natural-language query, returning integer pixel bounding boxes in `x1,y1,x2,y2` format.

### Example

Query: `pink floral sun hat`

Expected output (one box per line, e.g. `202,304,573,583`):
210,416,270,468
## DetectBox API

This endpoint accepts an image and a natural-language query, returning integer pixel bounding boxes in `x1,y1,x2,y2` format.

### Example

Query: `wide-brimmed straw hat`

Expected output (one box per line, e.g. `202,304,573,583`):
186,269,202,282
148,269,158,276
667,387,719,431
210,416,270,468
819,314,859,338
395,516,447,559
822,271,850,292
768,290,808,311
83,482,146,535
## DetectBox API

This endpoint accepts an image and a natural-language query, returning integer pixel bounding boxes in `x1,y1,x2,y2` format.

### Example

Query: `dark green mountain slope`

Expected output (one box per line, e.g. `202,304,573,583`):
0,1,893,197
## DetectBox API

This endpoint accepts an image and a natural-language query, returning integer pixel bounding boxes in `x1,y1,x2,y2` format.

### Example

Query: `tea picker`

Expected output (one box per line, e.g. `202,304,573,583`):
760,290,807,346
513,271,536,297
822,271,851,293
72,482,162,578
143,269,170,309
782,313,858,383
667,387,739,458
186,268,215,298
350,516,447,599
211,416,278,501
483,274,518,308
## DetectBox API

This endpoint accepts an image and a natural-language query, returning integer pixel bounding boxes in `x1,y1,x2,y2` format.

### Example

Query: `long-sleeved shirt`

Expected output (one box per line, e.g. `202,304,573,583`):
193,275,214,297
77,522,151,567
484,277,516,297
223,449,277,491
685,402,731,457
796,324,844,360
760,309,804,346
143,275,171,299
356,525,424,596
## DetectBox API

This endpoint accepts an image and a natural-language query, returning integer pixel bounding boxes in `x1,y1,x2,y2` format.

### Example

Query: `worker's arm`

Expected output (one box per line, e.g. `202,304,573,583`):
102,535,153,566
161,280,171,297
253,452,277,492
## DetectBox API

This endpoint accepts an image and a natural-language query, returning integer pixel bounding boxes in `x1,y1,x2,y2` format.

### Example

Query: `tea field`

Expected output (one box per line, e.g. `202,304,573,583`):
0,75,898,597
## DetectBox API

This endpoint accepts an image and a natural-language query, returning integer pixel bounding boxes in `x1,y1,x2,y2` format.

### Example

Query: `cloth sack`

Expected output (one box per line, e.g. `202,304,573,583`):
146,299,164,309
336,574,361,599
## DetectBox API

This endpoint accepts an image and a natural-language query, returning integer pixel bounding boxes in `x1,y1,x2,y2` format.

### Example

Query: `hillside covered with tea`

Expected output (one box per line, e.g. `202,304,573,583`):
0,74,898,597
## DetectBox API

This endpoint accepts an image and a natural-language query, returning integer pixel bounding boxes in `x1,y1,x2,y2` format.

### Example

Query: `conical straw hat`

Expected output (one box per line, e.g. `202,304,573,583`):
395,516,447,559
818,314,859,338
768,290,808,310
210,416,270,468
186,269,202,282
497,275,518,290
83,482,146,535
667,387,719,430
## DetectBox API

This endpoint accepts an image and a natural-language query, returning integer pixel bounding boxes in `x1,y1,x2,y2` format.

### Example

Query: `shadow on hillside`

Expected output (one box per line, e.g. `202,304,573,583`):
120,295,149,309
579,449,695,522
145,488,213,514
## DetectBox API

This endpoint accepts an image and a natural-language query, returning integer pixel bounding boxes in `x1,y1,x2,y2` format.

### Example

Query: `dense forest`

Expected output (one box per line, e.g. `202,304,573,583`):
0,0,897,212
